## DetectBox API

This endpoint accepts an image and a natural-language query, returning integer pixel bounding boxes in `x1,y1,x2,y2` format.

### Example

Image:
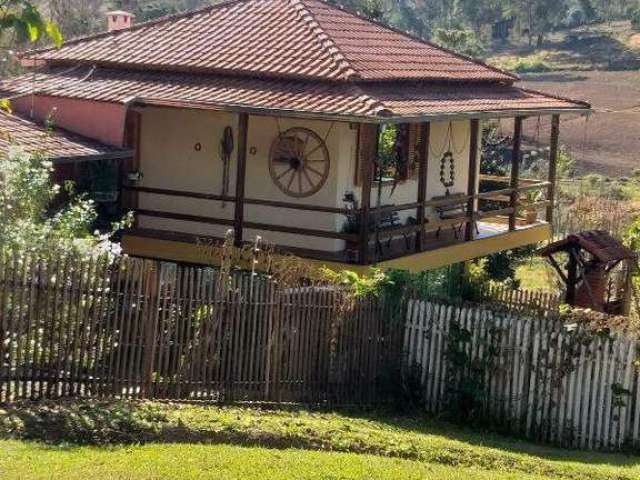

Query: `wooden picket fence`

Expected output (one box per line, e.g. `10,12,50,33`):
479,284,563,315
4,251,640,451
0,253,401,404
404,299,640,450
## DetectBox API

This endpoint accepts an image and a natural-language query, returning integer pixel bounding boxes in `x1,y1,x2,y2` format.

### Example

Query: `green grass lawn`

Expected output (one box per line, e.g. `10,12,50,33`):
0,440,558,480
1,401,639,480
515,256,559,291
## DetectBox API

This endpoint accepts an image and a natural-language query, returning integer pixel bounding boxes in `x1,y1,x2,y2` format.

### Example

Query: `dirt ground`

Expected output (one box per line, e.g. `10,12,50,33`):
519,70,640,176
487,21,640,176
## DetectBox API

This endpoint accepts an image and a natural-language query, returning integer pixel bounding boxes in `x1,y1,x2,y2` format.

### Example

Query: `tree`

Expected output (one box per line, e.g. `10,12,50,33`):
0,1,61,77
506,0,568,47
632,4,640,29
109,0,213,22
1,0,62,46
45,0,105,37
0,148,127,255
457,0,505,34
432,28,484,56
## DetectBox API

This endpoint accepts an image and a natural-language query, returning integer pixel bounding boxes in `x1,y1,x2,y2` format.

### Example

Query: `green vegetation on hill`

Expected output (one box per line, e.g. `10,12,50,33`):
491,51,552,72
1,401,638,480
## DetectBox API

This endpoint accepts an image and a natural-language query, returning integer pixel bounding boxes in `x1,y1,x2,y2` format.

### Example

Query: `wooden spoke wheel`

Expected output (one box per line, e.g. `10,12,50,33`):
269,127,330,198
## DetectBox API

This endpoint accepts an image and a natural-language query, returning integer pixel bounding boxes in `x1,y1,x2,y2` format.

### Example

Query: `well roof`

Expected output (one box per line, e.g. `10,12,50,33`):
539,230,637,264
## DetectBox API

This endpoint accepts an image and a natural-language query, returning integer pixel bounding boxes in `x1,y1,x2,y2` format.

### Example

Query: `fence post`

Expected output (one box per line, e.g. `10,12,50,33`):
141,260,160,398
264,282,277,400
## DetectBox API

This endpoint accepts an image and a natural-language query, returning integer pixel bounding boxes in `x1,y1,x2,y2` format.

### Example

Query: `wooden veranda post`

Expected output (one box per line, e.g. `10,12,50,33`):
123,110,141,220
234,113,249,246
416,122,430,252
509,116,524,231
358,125,376,265
546,114,560,223
465,119,480,241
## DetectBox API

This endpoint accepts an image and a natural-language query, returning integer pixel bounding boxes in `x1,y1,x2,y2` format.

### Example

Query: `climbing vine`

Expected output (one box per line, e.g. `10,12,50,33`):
442,317,502,423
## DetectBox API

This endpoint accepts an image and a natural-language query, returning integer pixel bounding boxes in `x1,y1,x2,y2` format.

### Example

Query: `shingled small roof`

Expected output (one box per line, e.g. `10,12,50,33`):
0,111,132,163
8,0,589,121
539,230,637,264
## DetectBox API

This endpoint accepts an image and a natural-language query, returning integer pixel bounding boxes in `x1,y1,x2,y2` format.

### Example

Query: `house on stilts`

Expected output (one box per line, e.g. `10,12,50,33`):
0,0,591,272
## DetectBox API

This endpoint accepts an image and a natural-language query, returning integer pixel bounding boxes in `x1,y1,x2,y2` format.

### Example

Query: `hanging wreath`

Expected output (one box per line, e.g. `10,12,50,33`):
440,151,456,193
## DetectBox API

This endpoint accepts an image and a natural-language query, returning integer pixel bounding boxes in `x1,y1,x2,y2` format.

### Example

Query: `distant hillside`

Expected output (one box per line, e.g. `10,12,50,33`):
488,21,640,177
488,20,640,72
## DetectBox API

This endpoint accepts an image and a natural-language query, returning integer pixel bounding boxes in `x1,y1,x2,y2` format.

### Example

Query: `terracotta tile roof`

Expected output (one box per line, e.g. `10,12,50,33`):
0,67,589,121
359,83,589,117
301,0,514,82
25,0,515,83
0,110,131,162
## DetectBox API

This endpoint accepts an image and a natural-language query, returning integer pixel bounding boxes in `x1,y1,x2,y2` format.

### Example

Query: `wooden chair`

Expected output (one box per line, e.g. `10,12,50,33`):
432,193,478,240
344,205,413,262
368,207,411,257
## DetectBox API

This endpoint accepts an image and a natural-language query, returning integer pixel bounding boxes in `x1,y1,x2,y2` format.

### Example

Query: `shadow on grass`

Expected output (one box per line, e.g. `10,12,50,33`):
1,399,638,472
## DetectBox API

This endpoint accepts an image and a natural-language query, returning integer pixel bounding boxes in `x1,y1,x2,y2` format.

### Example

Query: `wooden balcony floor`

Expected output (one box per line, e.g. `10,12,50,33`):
122,219,548,272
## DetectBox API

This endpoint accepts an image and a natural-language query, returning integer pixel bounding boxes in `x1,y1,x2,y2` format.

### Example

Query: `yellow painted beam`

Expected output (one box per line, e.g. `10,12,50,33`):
122,223,551,275
374,223,551,273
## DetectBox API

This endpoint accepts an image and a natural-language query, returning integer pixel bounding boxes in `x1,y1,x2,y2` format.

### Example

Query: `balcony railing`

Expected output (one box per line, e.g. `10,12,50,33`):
123,176,551,265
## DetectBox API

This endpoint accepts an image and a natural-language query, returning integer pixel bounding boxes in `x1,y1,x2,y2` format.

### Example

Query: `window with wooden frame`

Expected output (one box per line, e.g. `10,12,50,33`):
355,123,423,185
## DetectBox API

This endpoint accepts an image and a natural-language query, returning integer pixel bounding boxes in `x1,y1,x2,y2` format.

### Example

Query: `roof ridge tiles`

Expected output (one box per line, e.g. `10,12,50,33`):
301,0,519,83
289,0,360,81
344,82,391,117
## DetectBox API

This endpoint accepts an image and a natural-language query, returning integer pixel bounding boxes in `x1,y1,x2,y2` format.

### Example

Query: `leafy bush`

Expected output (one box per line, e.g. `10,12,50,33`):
321,268,392,298
557,146,576,178
565,0,597,28
432,28,484,57
493,52,551,73
0,148,129,256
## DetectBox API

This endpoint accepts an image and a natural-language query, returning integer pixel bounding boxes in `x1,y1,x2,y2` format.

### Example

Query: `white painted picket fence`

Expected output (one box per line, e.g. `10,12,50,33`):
404,300,640,450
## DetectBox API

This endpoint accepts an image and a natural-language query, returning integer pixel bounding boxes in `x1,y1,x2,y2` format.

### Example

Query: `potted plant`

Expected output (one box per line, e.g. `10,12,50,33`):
521,190,543,224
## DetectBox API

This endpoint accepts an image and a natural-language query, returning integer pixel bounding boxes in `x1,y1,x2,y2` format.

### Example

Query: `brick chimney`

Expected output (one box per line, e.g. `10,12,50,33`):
107,11,135,32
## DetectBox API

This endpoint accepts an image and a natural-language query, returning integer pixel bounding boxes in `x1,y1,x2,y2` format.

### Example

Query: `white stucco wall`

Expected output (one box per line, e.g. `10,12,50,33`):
136,108,354,251
135,108,480,254
136,107,237,239
241,115,355,251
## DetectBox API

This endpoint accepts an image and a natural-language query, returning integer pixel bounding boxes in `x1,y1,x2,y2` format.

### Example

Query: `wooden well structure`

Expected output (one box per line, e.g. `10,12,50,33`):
539,230,637,315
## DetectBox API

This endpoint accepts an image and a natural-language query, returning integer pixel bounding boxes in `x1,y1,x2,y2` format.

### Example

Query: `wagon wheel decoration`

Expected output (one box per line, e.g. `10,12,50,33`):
269,127,330,198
